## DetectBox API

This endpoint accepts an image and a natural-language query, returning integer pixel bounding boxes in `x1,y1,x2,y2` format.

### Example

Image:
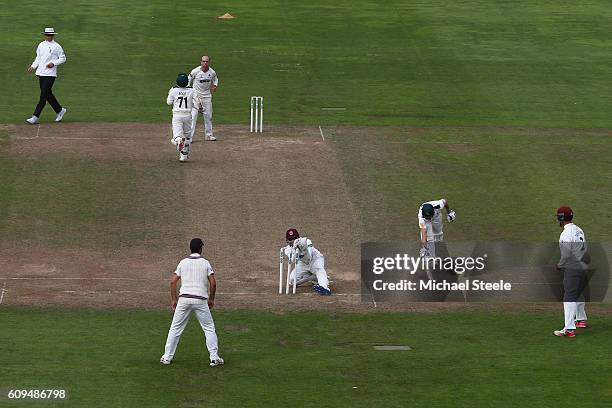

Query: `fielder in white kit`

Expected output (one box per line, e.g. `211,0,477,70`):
553,206,590,338
166,73,193,162
418,198,456,258
284,228,332,296
160,238,224,367
189,55,218,142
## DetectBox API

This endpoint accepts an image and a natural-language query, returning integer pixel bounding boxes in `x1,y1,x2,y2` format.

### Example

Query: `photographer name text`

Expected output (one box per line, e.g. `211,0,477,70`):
372,279,512,292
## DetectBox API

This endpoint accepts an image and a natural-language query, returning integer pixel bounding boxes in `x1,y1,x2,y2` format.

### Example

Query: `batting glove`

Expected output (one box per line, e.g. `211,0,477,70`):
419,247,429,258
447,209,456,222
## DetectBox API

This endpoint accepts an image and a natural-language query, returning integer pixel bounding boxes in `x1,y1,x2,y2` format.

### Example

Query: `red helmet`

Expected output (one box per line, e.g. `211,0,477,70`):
286,228,299,241
556,206,573,222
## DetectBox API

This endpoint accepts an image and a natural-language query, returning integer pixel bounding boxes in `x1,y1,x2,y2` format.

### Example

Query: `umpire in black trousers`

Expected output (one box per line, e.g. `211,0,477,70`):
26,28,67,124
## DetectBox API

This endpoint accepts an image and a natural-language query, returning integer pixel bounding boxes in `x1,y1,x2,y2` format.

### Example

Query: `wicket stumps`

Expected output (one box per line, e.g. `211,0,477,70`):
250,96,263,133
279,246,297,294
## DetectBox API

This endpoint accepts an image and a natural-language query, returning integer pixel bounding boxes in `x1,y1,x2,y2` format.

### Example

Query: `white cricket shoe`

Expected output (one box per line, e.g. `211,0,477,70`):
55,108,67,122
160,356,172,365
553,329,575,337
179,154,189,162
210,357,224,367
205,135,217,141
26,116,39,125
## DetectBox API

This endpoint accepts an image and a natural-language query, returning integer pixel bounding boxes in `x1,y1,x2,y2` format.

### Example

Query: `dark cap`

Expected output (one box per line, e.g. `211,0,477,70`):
556,206,573,222
286,228,299,241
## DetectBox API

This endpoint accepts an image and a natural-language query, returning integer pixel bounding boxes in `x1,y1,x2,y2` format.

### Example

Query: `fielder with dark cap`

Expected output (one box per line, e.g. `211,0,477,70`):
284,228,332,295
553,206,590,338
166,73,194,162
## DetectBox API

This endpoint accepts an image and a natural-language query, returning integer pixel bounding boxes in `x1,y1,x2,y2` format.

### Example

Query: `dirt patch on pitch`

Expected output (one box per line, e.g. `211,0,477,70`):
1,123,610,315
0,123,365,312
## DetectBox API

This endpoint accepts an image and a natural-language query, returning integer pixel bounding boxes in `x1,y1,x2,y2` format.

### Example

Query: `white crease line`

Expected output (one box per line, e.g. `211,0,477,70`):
246,293,357,296
16,126,144,141
0,280,7,305
40,136,106,140
9,277,168,281
389,141,477,145
320,107,346,111
14,125,41,140
318,125,325,141
388,140,605,146
15,136,116,141
365,284,377,308
61,290,359,296
8,277,243,283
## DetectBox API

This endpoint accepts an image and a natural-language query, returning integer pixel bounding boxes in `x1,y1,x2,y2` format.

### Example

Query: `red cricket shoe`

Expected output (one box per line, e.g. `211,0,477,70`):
576,320,588,328
553,329,576,337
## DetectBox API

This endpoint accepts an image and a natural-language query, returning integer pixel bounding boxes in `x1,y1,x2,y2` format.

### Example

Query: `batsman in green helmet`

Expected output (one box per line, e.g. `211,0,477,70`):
166,73,194,162
418,198,456,258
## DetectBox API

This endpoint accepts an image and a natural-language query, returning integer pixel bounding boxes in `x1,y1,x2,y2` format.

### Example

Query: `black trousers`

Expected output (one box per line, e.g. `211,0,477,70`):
562,267,588,302
33,76,62,117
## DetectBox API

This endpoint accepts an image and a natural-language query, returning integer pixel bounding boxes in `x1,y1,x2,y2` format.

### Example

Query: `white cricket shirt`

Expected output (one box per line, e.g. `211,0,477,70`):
175,254,214,298
188,66,218,97
293,237,322,265
31,40,66,77
558,223,588,269
167,87,194,115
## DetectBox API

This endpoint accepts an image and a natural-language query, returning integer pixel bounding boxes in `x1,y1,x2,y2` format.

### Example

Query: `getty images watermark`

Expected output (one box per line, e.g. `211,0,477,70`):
361,242,611,303
370,253,511,292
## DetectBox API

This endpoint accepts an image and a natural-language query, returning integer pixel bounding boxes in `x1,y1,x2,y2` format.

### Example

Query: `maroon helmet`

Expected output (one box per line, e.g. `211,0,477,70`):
556,206,573,222
286,228,299,241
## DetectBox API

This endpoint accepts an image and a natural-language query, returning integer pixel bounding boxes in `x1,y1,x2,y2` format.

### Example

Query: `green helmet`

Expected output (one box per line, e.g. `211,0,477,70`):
421,203,435,220
176,73,189,87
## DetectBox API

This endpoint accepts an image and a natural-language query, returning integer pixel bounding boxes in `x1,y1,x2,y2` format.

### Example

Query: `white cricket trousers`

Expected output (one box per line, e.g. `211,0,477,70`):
562,267,588,330
424,215,444,243
290,257,330,290
191,95,213,139
162,297,219,362
563,302,587,330
171,114,192,143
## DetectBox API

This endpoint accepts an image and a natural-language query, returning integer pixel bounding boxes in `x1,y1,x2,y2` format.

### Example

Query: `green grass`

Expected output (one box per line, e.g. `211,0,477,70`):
0,307,610,407
1,3,611,406
2,0,612,126
332,127,612,241
1,128,610,246
0,135,183,250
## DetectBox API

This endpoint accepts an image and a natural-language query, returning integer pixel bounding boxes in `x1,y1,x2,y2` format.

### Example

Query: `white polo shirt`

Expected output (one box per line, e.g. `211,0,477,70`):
31,40,66,77
188,66,218,97
175,253,214,298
